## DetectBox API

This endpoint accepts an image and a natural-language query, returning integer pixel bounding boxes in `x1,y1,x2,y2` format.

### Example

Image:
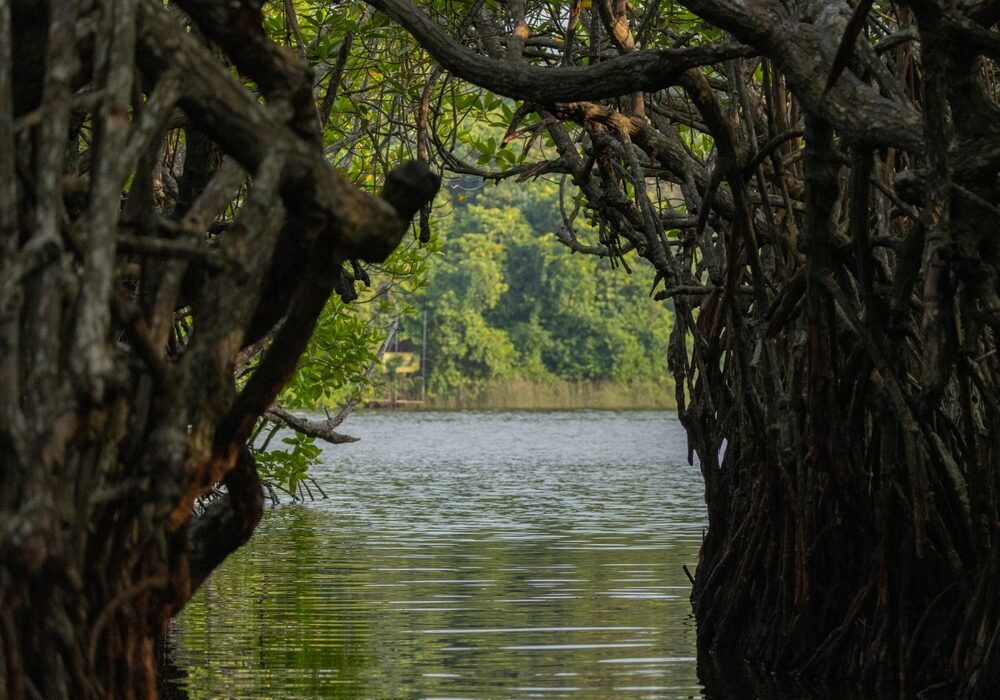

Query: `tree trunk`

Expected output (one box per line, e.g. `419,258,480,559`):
684,33,1000,698
0,1,437,697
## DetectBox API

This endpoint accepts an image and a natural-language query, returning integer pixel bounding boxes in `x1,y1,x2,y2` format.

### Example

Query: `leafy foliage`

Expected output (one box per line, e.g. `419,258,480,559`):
402,178,673,395
252,0,442,486
256,431,323,496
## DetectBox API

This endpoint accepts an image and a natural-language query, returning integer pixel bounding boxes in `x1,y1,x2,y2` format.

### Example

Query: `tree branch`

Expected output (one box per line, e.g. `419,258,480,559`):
681,0,923,150
263,406,360,444
364,0,755,103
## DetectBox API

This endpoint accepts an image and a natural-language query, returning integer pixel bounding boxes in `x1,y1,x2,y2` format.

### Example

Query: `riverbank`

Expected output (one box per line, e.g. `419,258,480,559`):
367,378,677,411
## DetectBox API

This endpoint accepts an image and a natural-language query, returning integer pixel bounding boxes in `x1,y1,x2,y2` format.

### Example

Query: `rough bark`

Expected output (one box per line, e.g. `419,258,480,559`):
0,1,438,697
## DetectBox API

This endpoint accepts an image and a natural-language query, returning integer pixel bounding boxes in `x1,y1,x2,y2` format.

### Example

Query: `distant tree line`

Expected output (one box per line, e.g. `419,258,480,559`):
399,178,673,397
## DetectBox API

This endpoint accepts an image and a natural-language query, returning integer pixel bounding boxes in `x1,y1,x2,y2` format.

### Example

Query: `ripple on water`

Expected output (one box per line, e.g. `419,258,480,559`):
165,411,707,700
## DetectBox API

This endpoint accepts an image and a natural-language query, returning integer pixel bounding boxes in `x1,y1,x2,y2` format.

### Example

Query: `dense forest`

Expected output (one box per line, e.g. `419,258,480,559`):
397,177,673,404
4,0,1000,697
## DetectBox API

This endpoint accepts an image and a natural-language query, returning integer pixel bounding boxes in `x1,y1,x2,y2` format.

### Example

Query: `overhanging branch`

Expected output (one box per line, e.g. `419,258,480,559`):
263,406,360,444
364,0,756,103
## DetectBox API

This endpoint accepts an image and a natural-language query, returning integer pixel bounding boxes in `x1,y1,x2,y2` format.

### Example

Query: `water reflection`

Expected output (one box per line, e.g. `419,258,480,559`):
167,411,707,699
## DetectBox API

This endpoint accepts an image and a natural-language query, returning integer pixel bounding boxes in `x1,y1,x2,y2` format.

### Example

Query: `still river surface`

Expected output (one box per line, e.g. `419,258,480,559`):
163,410,709,699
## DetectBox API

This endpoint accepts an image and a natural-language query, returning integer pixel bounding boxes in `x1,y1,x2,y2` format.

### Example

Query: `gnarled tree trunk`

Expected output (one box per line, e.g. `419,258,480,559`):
0,1,437,697
680,4,1000,696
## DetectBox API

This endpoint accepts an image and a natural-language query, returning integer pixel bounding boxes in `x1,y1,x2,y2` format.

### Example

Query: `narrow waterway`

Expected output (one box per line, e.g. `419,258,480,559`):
164,410,707,699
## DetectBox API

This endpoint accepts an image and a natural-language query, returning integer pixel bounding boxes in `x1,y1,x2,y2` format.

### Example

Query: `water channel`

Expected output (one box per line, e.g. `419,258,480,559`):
163,410,708,699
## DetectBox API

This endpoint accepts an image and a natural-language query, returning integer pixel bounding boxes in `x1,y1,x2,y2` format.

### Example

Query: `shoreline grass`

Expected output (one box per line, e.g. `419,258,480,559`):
367,378,677,411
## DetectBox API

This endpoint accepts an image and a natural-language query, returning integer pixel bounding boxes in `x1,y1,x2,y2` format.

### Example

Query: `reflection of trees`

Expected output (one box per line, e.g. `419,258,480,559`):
154,637,190,700
170,509,377,698
170,506,705,698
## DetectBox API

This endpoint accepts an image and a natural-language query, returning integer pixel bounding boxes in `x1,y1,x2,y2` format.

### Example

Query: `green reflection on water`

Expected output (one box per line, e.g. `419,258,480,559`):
167,411,706,700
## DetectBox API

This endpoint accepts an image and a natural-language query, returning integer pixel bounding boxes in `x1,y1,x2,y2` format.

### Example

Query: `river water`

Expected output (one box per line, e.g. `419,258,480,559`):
163,410,708,699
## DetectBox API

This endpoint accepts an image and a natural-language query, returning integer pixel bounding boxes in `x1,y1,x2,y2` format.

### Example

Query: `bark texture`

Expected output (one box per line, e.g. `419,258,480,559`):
0,1,437,697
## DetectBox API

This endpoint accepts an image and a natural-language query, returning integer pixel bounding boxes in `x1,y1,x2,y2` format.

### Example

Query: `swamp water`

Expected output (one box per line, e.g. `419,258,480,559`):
163,410,709,699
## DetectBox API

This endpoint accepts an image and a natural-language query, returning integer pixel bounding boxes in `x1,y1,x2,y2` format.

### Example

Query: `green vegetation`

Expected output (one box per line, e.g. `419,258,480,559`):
380,178,675,409
248,1,441,488
252,2,679,422
421,378,675,411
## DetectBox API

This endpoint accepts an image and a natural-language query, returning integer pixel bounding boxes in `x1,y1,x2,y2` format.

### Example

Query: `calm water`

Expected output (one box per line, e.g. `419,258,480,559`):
164,410,708,699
